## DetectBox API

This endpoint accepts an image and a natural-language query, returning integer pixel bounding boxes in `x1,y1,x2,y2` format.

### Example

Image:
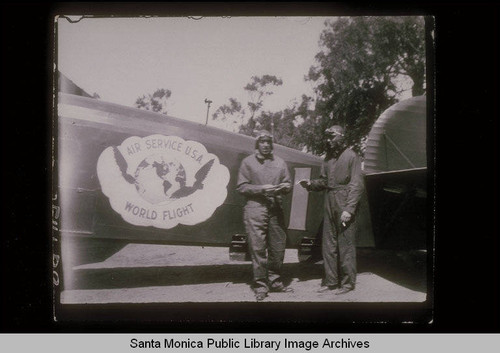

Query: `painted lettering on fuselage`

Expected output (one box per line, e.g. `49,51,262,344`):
97,134,230,229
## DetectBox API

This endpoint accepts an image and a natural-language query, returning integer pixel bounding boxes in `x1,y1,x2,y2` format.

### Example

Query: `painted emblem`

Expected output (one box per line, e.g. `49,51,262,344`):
97,134,230,229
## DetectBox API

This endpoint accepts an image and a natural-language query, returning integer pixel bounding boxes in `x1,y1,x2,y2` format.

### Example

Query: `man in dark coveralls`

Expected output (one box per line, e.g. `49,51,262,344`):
299,125,364,295
237,130,293,301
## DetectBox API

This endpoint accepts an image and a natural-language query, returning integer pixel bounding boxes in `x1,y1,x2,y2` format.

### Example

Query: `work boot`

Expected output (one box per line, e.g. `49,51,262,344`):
335,287,354,295
317,285,339,293
255,291,268,302
269,283,294,293
253,284,269,302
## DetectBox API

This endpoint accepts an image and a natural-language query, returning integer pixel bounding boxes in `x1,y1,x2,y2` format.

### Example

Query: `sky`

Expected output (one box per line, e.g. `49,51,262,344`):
58,16,334,126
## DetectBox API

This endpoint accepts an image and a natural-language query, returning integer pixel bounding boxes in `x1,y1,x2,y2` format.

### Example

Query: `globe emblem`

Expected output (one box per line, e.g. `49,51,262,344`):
133,154,187,204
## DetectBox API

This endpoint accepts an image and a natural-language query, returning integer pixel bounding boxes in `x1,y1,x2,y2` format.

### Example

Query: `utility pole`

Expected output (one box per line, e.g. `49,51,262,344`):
204,98,212,125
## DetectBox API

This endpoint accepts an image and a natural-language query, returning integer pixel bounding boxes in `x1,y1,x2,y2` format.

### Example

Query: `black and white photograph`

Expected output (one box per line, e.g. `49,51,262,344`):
2,1,500,349
52,14,432,323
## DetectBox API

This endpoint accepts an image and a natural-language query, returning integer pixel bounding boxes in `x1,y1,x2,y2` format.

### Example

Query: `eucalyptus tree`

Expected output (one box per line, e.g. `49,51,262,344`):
135,88,172,115
301,16,426,155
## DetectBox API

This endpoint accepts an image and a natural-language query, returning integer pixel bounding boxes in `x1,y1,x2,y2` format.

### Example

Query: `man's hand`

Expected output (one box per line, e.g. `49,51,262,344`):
298,179,311,189
262,184,278,196
340,211,352,224
274,182,291,193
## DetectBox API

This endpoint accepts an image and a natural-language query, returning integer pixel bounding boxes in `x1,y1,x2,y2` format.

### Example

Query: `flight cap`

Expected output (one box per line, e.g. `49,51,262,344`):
325,125,345,136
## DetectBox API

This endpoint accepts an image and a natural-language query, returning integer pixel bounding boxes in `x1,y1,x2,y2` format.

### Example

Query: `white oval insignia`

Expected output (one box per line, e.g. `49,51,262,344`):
97,134,230,229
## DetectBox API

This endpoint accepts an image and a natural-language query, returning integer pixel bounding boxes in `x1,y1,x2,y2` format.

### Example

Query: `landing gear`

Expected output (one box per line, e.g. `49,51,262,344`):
298,236,322,263
229,233,250,261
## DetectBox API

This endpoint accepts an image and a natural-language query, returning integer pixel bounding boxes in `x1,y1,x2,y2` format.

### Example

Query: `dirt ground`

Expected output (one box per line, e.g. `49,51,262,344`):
61,244,427,304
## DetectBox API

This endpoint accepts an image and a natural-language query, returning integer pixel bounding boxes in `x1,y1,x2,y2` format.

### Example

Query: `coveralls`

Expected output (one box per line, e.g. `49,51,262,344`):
308,148,364,290
237,151,292,293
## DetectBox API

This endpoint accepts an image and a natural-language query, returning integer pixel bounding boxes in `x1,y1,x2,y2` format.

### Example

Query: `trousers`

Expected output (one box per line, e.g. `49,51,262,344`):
243,205,287,291
322,195,357,289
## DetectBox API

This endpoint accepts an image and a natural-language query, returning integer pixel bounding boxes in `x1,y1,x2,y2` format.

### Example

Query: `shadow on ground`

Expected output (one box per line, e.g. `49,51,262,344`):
357,248,427,293
66,248,427,293
67,262,321,290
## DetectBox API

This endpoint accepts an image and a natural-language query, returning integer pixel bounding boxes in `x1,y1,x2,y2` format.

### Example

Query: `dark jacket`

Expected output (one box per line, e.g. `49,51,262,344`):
308,148,364,215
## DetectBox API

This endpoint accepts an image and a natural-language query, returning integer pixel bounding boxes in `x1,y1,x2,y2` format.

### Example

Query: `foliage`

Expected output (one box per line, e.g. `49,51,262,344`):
242,75,283,135
211,98,245,132
210,17,426,156
251,95,315,150
301,16,426,155
135,88,172,115
212,75,283,136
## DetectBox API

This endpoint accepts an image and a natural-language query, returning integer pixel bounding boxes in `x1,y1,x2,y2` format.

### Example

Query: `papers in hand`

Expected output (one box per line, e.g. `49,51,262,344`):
263,183,290,195
296,179,310,186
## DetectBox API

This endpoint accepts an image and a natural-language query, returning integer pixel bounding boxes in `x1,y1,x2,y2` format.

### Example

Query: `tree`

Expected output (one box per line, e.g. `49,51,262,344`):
251,94,314,150
135,88,172,115
242,75,283,136
211,75,283,137
211,98,245,132
300,16,426,155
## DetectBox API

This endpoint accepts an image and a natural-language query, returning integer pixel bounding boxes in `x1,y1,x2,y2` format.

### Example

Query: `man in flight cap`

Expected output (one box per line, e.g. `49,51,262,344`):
299,125,364,295
237,130,293,301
